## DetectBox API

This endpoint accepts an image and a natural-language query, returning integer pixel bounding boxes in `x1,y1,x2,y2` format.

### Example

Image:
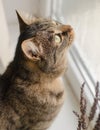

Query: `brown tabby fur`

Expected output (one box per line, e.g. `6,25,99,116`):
0,11,74,130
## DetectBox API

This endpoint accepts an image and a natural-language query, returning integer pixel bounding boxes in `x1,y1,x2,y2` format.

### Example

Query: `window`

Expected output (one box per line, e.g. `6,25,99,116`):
49,0,100,96
60,0,100,81
48,0,100,113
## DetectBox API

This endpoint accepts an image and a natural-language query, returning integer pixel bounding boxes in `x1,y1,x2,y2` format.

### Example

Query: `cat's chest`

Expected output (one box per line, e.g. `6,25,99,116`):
24,82,64,109
16,78,65,115
19,81,64,130
7,79,65,130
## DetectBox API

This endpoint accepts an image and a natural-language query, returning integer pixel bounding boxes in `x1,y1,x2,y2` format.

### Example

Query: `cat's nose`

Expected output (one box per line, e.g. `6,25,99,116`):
59,25,73,33
59,25,74,44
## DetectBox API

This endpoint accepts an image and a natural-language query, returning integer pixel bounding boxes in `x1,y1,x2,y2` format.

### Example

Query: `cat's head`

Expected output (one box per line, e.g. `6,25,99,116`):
15,11,74,74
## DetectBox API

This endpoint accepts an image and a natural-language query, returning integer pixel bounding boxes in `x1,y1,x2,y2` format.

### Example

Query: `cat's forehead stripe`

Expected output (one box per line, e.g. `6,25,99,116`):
33,20,60,31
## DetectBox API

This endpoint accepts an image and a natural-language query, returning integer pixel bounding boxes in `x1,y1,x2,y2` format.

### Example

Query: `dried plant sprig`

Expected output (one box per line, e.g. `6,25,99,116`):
77,117,82,130
73,111,82,130
88,82,100,121
74,83,87,130
93,113,100,130
74,82,100,130
73,111,80,118
73,111,81,130
80,83,87,130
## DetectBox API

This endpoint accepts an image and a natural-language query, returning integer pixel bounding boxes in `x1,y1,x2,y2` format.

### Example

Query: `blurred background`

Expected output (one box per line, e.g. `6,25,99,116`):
0,0,100,129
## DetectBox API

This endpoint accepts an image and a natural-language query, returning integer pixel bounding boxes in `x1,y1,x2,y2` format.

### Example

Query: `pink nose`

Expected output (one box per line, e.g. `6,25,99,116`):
59,25,73,33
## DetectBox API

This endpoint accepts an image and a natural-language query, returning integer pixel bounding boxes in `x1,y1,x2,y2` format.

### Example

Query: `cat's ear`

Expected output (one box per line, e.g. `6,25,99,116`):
16,10,28,33
21,39,40,61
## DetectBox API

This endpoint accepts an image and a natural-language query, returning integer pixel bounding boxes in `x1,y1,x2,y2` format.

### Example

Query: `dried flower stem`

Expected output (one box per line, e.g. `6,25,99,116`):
80,83,87,130
73,111,80,118
93,113,100,130
88,82,99,122
74,82,100,130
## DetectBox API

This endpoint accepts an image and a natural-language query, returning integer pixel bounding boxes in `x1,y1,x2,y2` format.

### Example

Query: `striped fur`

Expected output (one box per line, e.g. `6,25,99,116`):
0,12,74,130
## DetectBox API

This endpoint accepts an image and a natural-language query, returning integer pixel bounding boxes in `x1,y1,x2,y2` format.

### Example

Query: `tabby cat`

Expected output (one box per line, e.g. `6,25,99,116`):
0,11,74,130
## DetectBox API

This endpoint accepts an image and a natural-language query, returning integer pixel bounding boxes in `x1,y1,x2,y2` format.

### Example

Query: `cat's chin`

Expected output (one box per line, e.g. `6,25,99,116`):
38,62,67,77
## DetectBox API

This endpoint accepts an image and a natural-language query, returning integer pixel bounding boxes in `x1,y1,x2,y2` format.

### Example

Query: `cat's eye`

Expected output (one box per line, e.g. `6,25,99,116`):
54,34,62,44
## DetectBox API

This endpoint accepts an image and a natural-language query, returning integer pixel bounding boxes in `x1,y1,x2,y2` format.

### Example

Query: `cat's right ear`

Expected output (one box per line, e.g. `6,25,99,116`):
16,10,28,33
21,39,40,61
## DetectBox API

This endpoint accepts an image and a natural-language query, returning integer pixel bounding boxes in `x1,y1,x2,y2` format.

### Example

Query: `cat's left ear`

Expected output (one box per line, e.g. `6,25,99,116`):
16,10,28,33
21,39,40,61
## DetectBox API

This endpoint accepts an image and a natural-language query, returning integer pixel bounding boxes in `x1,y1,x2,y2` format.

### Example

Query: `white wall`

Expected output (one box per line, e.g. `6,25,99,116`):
3,0,39,24
1,0,40,66
0,0,9,67
1,0,53,65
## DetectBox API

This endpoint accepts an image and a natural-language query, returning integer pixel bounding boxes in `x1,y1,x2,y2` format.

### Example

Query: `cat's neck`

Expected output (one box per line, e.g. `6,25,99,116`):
18,60,59,84
6,60,56,84
0,58,65,100
2,55,65,86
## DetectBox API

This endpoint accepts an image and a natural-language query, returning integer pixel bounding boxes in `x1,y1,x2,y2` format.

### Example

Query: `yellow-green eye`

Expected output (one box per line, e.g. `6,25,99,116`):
54,35,61,43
